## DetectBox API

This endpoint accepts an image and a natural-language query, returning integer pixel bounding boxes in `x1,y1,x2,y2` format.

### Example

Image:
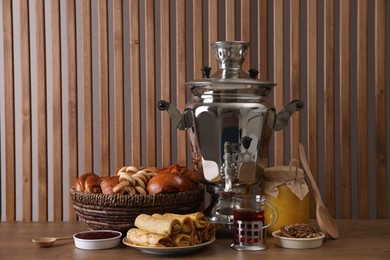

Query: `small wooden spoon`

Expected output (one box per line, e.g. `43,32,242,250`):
299,143,339,239
32,236,73,248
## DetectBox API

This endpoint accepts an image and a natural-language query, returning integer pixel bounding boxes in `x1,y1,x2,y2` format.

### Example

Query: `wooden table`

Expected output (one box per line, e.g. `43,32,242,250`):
0,220,389,260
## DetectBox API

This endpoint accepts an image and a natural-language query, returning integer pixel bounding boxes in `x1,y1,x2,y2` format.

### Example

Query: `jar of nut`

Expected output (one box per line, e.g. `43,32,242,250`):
260,160,310,235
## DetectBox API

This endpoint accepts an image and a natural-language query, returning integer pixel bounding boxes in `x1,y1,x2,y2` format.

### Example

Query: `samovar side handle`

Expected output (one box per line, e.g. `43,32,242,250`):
273,99,304,131
158,100,193,131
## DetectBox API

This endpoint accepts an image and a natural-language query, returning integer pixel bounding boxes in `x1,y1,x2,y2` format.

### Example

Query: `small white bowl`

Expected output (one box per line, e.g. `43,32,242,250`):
73,230,122,250
272,230,325,249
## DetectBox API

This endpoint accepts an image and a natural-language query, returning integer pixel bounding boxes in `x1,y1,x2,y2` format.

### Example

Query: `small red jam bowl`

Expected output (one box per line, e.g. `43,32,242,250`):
73,230,122,250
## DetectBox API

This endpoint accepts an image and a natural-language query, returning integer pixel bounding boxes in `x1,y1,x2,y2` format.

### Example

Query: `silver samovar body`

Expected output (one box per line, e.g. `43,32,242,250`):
158,41,303,230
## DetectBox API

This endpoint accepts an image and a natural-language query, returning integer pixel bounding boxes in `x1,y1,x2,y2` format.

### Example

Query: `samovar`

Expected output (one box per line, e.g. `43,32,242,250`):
158,41,303,230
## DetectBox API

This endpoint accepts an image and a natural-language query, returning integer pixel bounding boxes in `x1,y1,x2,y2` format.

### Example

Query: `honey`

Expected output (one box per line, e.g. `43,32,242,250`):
260,162,310,234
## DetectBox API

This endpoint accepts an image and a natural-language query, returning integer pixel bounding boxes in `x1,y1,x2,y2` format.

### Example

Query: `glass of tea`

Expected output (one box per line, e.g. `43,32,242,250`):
231,195,278,251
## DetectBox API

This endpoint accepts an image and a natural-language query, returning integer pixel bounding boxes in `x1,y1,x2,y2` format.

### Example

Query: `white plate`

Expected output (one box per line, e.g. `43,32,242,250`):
122,237,215,255
272,231,325,249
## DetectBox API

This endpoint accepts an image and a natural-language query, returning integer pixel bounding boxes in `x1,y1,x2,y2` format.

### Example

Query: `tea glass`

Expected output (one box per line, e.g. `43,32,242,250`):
231,195,278,251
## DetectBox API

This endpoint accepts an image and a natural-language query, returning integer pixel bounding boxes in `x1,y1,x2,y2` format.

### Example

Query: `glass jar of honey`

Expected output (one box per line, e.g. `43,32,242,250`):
260,160,310,235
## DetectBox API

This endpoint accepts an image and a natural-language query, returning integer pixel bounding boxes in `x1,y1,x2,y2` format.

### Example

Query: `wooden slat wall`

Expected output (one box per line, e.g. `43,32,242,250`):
0,0,388,221
49,0,63,221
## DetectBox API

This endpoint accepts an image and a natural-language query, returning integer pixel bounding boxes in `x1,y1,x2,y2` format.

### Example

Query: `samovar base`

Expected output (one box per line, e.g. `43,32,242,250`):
203,184,250,231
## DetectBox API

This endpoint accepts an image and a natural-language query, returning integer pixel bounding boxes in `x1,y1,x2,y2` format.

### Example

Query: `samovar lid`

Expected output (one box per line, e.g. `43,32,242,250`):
186,41,275,96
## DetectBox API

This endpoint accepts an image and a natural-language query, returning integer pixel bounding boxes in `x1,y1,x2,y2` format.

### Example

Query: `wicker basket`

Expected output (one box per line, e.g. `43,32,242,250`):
70,187,204,233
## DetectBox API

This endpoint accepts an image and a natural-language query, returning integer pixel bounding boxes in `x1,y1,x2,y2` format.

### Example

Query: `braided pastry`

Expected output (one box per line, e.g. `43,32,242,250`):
113,166,158,195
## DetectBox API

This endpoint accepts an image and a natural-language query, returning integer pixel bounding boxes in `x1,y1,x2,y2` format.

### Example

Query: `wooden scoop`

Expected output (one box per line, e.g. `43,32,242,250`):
299,143,339,239
32,236,73,248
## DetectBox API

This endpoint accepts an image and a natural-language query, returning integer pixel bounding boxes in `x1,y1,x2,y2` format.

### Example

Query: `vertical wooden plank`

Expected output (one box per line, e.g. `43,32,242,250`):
239,0,250,71
192,1,203,89
271,0,285,165
175,0,187,166
65,0,78,221
34,0,48,221
307,0,318,218
324,0,336,215
50,0,63,221
386,0,390,220
307,0,318,176
158,0,171,167
239,0,250,41
224,0,235,40
207,0,218,71
357,0,369,219
98,0,110,176
81,0,93,173
144,0,156,166
128,0,141,166
374,0,387,219
19,0,32,222
258,0,268,81
204,0,218,208
113,0,124,169
289,0,301,160
2,0,16,221
339,0,351,218
187,0,202,167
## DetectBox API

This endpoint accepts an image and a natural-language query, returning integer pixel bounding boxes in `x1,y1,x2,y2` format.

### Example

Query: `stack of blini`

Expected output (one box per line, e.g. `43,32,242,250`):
127,212,216,247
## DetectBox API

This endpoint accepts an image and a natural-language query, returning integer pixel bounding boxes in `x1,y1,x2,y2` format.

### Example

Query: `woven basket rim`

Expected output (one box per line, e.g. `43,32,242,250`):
70,186,204,208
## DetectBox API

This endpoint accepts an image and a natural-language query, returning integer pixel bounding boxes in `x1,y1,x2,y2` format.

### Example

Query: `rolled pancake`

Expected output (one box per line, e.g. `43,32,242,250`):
201,223,216,241
135,213,182,237
154,213,194,233
190,230,202,245
173,233,192,247
127,228,173,247
187,212,208,229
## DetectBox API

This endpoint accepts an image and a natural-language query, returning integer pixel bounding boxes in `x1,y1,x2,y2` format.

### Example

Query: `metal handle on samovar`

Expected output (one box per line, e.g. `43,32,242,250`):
271,99,304,131
158,100,193,130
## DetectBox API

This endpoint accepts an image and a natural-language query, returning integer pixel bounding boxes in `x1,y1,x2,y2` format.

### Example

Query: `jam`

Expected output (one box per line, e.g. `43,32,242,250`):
75,231,120,240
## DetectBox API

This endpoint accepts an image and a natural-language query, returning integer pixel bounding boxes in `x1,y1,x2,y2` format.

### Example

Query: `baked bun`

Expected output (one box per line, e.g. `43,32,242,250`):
158,165,201,184
73,165,198,195
179,167,202,184
100,175,120,195
74,173,101,193
146,172,196,194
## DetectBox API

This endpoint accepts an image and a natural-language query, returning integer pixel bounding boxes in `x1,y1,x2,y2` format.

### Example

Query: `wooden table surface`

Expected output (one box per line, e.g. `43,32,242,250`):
0,219,389,260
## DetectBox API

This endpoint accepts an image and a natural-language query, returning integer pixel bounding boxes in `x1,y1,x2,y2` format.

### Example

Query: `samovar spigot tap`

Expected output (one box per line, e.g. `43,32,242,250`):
221,142,239,193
